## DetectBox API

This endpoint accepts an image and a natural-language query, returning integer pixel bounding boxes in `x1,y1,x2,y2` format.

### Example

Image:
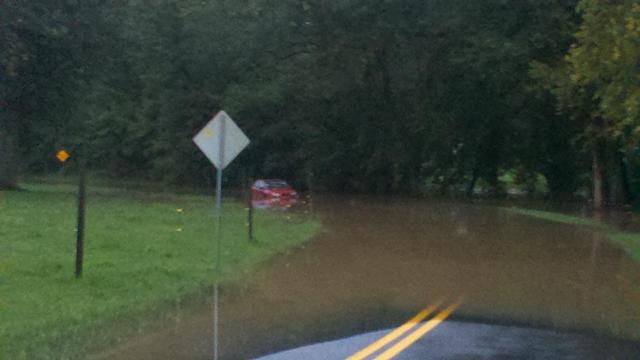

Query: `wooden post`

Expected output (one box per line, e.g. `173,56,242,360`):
248,178,254,242
75,162,86,278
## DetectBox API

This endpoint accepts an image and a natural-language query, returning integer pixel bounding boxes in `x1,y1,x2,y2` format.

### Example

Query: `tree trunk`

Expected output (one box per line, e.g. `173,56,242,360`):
466,166,479,198
0,132,19,190
488,165,502,198
605,146,626,207
619,151,633,205
592,145,605,209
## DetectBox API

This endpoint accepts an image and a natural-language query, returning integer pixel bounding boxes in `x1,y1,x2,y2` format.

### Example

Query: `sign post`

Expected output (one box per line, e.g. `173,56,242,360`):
75,161,86,278
56,149,85,279
194,111,250,360
247,178,254,243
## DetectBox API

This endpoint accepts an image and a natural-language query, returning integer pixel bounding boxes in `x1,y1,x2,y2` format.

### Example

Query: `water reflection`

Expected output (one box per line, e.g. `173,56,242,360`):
251,197,297,211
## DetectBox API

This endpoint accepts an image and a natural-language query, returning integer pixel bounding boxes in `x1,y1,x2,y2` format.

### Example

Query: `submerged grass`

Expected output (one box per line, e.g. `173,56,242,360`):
504,207,640,261
0,183,320,359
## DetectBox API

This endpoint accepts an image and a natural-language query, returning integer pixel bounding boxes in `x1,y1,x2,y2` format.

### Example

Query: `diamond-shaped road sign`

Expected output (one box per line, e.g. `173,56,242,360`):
193,111,250,170
56,149,70,163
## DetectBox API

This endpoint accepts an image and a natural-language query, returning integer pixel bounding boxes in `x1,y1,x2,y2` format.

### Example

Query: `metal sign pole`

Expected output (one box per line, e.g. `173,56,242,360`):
213,167,222,360
213,116,226,360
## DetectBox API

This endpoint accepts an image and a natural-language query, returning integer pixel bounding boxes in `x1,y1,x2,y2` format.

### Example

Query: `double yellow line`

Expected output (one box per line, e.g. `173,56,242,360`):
346,300,462,360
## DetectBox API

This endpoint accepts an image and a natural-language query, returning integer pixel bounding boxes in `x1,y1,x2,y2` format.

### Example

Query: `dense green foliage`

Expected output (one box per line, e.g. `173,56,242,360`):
1,0,638,200
0,183,319,359
532,0,640,206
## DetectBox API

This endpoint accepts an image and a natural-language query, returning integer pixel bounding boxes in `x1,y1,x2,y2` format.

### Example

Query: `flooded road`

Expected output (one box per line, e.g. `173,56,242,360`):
93,197,640,359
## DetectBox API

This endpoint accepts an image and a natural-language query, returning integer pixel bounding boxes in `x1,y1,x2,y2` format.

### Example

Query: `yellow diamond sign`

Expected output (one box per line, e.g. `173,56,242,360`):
56,149,70,163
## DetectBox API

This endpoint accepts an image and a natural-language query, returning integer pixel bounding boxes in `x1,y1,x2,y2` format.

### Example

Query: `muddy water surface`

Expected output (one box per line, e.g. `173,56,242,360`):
93,197,640,359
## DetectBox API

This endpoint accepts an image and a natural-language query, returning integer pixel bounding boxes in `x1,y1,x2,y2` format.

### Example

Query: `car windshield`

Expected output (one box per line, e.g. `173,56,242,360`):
263,180,289,188
3,1,640,360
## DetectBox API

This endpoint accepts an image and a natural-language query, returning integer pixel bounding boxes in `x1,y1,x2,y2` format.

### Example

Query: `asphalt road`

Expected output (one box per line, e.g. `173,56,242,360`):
257,319,640,360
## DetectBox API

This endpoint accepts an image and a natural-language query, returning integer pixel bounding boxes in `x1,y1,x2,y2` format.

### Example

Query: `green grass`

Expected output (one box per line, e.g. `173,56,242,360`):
0,183,320,359
504,207,640,261
608,232,640,262
504,208,604,228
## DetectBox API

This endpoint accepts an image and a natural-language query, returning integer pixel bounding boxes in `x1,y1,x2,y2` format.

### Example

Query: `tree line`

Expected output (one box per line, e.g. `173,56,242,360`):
1,0,638,207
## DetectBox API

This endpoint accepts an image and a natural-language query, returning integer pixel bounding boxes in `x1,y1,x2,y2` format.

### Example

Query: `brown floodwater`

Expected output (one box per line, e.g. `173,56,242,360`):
92,196,640,359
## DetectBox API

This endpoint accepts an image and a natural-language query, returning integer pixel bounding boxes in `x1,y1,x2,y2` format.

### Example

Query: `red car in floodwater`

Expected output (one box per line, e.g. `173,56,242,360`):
251,179,298,200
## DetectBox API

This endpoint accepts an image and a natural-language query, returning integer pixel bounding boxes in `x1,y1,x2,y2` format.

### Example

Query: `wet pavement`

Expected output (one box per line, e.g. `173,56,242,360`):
257,320,640,360
92,197,640,359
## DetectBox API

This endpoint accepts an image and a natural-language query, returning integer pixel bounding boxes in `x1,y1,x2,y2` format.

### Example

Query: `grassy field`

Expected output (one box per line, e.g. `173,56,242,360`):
505,207,640,261
0,183,319,359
